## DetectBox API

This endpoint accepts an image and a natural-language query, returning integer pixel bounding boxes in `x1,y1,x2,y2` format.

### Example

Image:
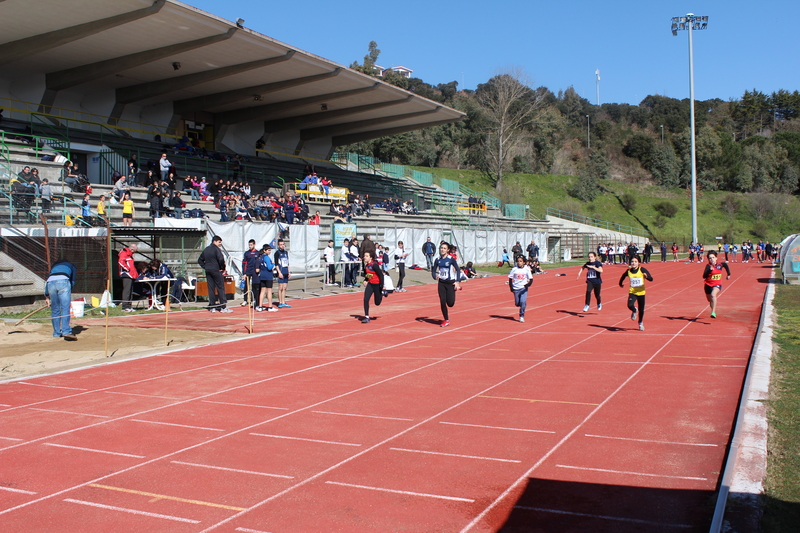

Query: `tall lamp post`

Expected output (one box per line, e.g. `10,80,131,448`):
660,125,664,144
586,115,590,150
672,13,708,245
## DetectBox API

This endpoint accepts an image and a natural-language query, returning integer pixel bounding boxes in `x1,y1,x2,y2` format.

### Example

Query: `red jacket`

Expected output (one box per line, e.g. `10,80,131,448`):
118,247,138,279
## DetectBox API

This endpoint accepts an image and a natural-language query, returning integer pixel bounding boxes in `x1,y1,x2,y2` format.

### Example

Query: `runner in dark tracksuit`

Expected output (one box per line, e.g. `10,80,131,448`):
433,242,461,327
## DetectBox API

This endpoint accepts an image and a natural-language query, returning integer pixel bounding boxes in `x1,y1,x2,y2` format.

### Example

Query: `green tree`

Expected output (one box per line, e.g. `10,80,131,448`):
350,41,381,76
742,141,789,192
674,125,722,189
622,133,656,167
648,144,681,188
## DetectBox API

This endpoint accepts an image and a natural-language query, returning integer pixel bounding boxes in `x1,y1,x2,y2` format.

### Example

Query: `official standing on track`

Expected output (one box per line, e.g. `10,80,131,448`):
703,251,731,319
199,235,231,313
433,242,461,327
44,259,78,341
619,256,653,331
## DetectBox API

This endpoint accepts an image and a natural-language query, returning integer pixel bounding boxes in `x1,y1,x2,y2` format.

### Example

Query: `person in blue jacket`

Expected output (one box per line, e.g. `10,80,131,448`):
44,259,77,340
256,243,278,311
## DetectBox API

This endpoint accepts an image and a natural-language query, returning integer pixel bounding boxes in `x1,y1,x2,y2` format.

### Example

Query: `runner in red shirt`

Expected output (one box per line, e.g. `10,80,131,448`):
361,251,385,324
703,251,731,319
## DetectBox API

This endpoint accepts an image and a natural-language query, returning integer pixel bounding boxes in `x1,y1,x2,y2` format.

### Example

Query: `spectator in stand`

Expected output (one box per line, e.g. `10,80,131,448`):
184,175,201,200
40,179,52,213
159,153,172,181
309,210,321,225
149,189,163,219
320,176,332,196
113,174,129,200
170,191,185,219
121,192,135,227
119,243,138,312
81,193,92,222
284,195,296,224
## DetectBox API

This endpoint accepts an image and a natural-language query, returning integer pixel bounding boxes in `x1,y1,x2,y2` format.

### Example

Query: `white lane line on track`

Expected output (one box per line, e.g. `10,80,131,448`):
249,433,361,447
104,391,182,400
63,499,199,524
17,382,87,391
0,436,24,442
201,400,289,410
130,419,224,432
390,447,520,463
236,528,273,533
458,267,719,533
171,461,294,479
325,481,474,503
439,421,555,434
584,433,718,447
514,505,693,528
556,464,708,481
312,410,413,421
0,486,36,495
42,443,144,458
29,408,110,419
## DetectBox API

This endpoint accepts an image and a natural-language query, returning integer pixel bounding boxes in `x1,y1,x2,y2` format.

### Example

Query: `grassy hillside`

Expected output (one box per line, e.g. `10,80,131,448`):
411,166,800,245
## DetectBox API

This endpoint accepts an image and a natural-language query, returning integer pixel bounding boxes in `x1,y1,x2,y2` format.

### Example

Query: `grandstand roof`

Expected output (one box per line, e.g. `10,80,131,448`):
0,0,464,146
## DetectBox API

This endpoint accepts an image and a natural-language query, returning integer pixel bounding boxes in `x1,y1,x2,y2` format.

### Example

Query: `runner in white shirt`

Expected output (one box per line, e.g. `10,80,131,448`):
507,255,533,323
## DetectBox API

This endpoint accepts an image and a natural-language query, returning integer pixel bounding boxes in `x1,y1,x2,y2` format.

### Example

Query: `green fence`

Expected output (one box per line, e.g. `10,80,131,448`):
545,207,652,238
440,178,460,193
381,162,405,178
411,169,433,186
503,204,527,219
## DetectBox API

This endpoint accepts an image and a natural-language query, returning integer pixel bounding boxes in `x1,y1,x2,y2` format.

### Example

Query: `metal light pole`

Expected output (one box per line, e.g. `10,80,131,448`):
660,125,664,144
586,115,590,150
672,13,708,245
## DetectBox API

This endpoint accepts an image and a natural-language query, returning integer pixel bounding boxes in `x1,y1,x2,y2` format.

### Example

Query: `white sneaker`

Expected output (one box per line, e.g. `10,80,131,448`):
240,301,248,306
519,316,525,323
208,308,218,313
583,305,590,312
267,307,278,312
638,323,645,331
597,304,602,311
219,308,233,313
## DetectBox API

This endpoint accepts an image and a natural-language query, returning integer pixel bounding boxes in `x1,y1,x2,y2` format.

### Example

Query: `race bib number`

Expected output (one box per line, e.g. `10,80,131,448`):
711,274,722,281
587,270,596,279
439,267,450,279
279,257,289,268
630,277,644,287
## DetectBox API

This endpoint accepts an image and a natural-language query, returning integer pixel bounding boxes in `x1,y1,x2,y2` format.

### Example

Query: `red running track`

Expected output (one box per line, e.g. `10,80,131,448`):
0,260,773,532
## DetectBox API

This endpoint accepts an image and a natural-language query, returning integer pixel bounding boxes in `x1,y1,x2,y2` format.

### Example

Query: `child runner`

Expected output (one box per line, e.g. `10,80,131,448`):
361,251,384,323
577,251,604,312
255,244,278,312
499,249,511,267
274,239,291,308
703,251,731,319
730,243,739,263
433,242,461,327
619,256,653,331
697,243,705,263
672,242,680,262
508,255,533,322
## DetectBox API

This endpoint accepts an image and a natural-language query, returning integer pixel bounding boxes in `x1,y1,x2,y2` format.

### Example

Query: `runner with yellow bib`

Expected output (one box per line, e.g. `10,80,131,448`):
702,251,731,319
619,256,653,331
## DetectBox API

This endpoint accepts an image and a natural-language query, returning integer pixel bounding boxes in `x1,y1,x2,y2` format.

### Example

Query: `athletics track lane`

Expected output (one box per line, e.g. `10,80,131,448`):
0,261,771,532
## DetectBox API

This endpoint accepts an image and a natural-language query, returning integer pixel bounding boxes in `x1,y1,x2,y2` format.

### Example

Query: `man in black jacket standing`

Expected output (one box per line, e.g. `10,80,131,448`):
199,235,231,313
422,237,436,270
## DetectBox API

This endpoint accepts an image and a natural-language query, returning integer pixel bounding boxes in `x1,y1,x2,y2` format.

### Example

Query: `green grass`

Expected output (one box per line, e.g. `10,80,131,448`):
763,285,800,532
410,166,800,244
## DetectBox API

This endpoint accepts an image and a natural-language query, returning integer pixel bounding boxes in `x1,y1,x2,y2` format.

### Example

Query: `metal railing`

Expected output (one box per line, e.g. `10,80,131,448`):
545,207,652,238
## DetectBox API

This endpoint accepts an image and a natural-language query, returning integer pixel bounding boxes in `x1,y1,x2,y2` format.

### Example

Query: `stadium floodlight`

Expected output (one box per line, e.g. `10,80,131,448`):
236,18,245,27
672,12,708,244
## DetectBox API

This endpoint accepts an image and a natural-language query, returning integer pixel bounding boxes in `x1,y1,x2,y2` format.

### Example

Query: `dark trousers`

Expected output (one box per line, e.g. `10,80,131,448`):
397,263,405,289
363,283,383,317
627,294,646,323
206,270,226,309
438,282,456,320
585,283,602,306
327,264,336,284
121,277,134,310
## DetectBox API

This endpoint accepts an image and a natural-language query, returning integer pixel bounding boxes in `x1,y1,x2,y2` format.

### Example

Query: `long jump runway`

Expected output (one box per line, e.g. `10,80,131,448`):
0,260,771,532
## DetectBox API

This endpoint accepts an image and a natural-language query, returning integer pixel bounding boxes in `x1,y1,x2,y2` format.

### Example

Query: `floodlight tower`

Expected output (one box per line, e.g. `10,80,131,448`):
672,13,708,244
595,69,600,106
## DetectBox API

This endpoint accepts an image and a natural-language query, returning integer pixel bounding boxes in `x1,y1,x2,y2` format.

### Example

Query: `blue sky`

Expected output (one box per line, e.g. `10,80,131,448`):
189,0,799,106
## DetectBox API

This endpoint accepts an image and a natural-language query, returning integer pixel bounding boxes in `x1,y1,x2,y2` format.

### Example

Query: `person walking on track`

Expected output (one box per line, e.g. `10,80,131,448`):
433,242,461,327
361,251,384,324
578,251,604,312
702,251,731,319
619,256,653,331
508,254,533,323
